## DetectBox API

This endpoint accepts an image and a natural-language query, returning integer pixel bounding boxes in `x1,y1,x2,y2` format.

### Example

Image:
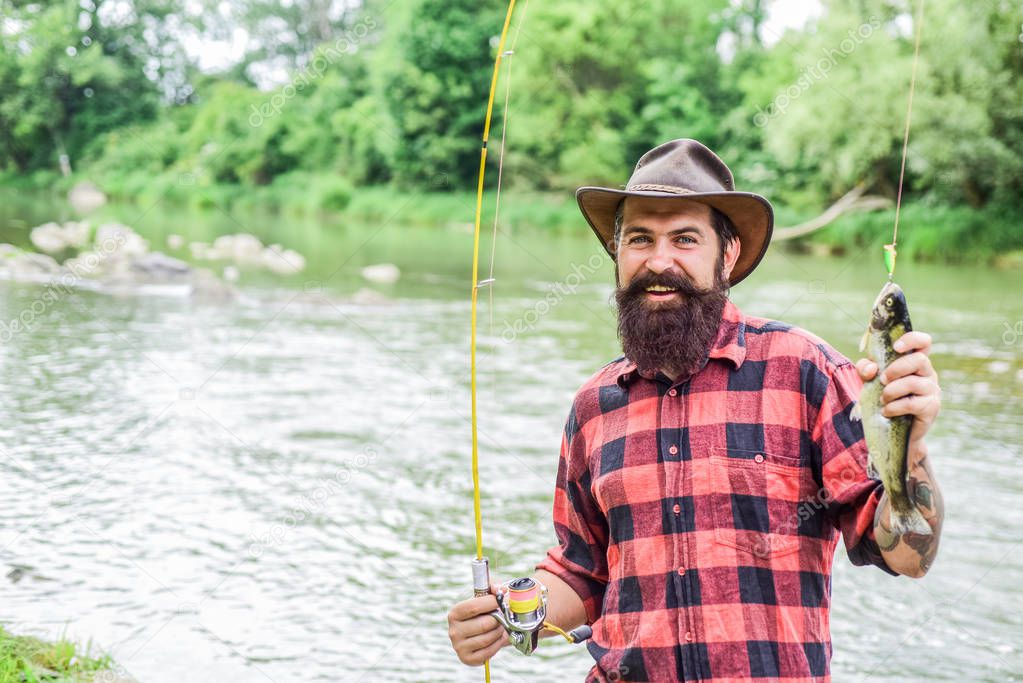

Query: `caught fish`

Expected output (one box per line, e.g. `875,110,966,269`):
851,281,931,536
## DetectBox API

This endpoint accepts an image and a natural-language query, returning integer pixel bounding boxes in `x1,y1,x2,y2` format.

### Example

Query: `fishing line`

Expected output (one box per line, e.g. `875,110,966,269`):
488,0,531,289
887,0,926,280
487,0,531,401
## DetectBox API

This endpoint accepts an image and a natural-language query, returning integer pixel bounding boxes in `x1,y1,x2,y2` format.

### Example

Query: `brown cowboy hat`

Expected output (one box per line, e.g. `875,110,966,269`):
576,138,774,286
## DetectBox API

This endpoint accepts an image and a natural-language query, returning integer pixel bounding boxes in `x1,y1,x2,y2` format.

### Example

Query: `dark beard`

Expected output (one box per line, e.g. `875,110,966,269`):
614,266,729,380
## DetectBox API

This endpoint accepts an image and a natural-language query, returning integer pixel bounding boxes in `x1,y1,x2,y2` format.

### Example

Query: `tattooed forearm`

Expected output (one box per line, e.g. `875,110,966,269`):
875,444,944,577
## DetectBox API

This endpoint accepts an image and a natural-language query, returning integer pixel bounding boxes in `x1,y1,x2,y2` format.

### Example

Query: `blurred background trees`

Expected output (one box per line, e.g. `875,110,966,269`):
1,0,1021,220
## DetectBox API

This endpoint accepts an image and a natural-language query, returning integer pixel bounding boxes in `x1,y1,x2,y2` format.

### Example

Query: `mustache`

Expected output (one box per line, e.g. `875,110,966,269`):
614,267,729,378
620,270,713,298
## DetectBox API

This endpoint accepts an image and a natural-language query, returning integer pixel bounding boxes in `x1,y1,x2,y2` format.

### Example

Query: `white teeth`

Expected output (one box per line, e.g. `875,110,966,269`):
646,285,676,292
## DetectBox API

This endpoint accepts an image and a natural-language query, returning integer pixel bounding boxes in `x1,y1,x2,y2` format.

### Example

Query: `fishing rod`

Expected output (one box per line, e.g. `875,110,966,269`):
467,1,590,679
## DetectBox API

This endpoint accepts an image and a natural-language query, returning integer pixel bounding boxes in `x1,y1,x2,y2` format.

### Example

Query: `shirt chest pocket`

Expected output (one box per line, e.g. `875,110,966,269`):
708,448,811,559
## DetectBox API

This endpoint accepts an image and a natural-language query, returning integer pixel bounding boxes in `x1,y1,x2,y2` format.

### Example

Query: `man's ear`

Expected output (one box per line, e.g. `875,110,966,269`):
721,237,741,279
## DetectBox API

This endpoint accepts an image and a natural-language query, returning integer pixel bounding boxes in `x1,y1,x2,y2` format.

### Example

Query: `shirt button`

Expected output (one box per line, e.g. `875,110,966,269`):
685,631,693,641
677,567,685,576
668,388,677,397
672,503,681,514
754,453,765,463
668,445,678,455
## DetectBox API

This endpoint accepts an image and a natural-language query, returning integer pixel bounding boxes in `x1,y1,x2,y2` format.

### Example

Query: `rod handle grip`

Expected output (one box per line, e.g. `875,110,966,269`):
471,557,491,598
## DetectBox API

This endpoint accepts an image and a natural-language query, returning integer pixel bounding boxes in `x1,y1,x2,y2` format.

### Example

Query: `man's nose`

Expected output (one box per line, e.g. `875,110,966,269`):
644,239,675,274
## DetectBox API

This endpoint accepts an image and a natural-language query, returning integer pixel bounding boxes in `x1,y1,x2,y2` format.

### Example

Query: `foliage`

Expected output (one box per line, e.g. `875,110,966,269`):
501,0,734,189
383,0,506,187
743,0,1023,209
0,0,187,173
0,0,1020,261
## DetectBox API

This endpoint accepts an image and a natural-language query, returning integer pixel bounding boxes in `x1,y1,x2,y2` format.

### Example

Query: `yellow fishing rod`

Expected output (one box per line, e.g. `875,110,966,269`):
467,2,591,679
467,4,518,682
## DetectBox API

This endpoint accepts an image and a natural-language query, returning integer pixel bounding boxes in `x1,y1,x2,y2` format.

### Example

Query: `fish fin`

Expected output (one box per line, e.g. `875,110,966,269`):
889,508,932,537
859,329,870,353
850,401,862,422
866,456,879,480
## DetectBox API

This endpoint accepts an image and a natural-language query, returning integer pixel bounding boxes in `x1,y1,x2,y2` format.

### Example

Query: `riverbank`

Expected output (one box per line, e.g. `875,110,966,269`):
0,625,120,683
1,178,1020,266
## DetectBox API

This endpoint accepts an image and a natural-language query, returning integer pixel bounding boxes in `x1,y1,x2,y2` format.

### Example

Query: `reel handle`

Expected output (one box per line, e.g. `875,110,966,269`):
567,624,593,643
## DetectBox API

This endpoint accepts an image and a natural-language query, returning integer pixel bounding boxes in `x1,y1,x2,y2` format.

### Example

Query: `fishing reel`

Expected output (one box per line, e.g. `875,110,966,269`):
472,557,592,656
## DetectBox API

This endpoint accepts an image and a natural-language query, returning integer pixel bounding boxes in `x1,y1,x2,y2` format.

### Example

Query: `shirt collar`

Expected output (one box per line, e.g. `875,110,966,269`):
615,299,747,388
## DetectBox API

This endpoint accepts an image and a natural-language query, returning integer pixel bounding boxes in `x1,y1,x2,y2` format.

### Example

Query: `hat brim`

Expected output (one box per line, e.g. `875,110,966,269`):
576,187,774,287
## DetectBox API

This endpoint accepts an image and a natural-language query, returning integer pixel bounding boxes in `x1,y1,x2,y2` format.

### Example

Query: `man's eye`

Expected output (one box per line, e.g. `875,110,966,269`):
676,235,697,245
627,235,650,244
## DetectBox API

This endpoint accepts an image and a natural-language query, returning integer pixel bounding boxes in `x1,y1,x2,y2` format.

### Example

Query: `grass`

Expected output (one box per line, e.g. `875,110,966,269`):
0,625,115,683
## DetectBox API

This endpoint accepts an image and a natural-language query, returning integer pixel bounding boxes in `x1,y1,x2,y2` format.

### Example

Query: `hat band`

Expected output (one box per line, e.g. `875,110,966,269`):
625,184,697,194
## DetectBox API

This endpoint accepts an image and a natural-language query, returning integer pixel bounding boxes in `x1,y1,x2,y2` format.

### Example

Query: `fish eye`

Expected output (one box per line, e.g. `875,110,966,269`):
885,296,893,307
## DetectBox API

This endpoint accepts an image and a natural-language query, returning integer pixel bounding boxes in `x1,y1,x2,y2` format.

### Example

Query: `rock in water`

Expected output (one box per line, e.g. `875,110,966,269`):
95,223,149,257
68,181,107,214
0,245,62,277
361,263,400,284
212,233,264,265
130,252,192,279
350,287,391,305
30,221,90,254
263,244,306,275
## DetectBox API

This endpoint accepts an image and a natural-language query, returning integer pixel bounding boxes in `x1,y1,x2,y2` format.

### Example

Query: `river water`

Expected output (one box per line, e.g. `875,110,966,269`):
0,197,1020,681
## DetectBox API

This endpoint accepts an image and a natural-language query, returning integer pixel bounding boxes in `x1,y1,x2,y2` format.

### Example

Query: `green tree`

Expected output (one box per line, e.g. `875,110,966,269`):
0,0,182,174
745,0,1023,208
384,0,505,187
504,0,734,189
198,0,371,85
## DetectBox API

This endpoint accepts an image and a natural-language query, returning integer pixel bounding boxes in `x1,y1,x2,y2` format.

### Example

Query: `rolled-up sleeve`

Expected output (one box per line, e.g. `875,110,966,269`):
535,401,609,624
814,361,897,575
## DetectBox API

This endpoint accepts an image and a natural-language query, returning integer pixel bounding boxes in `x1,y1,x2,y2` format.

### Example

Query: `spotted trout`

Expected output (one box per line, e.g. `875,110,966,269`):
851,281,931,536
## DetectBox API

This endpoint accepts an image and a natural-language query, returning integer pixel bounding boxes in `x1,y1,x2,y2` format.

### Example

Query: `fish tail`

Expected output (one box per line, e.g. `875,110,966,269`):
889,506,932,537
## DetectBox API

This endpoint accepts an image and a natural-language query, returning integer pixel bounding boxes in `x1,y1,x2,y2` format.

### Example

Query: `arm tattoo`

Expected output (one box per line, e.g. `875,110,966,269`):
873,497,900,552
911,478,934,512
875,458,944,575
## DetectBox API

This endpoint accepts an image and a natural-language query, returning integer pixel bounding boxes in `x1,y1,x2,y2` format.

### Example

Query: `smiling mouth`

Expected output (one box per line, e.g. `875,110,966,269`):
645,285,679,298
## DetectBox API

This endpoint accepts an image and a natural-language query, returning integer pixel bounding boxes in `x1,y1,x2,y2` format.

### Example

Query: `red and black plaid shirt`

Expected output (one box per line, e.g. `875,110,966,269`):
536,299,893,682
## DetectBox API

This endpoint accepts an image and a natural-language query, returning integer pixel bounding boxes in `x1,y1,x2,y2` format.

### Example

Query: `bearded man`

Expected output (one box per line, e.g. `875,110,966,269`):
447,139,944,682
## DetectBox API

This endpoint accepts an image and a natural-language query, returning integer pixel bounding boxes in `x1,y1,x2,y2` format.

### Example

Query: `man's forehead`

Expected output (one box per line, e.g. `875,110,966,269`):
621,196,713,222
